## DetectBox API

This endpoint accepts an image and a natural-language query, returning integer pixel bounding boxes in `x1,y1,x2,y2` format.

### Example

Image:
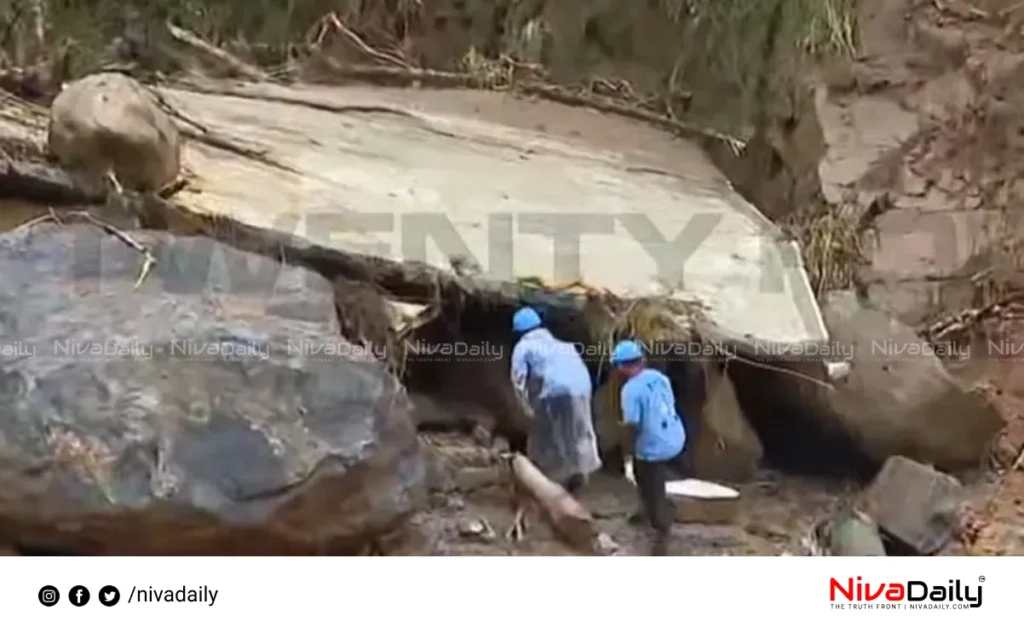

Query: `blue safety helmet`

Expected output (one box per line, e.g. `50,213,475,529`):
511,307,542,333
610,339,644,365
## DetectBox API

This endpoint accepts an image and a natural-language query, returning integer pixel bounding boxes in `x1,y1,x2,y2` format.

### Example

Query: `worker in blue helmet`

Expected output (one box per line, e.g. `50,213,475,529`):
510,306,601,495
612,339,688,556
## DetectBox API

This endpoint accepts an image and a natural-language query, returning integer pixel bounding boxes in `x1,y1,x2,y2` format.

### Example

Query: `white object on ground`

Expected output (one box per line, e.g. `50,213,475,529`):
623,461,739,500
665,479,739,499
825,360,851,382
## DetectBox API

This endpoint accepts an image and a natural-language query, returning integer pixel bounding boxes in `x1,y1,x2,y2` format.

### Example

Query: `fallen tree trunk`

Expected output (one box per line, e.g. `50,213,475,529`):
303,57,742,147
0,156,585,337
190,199,589,326
509,453,600,552
0,159,106,204
165,22,271,82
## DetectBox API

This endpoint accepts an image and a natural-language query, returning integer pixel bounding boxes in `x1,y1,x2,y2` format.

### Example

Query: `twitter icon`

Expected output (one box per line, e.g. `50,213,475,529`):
98,585,120,606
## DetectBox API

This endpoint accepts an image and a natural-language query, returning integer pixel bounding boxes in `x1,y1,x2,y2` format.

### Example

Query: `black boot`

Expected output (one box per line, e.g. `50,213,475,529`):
651,533,669,556
564,474,584,495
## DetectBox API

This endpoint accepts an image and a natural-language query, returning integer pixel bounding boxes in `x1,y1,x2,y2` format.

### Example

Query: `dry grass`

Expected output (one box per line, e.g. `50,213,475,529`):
787,207,865,295
661,0,857,61
457,47,517,89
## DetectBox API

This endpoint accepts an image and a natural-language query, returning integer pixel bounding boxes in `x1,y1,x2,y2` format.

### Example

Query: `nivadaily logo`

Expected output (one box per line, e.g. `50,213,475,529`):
830,576,984,610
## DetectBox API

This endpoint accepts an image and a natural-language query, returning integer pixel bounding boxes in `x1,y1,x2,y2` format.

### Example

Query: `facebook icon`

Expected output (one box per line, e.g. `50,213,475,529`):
69,585,90,606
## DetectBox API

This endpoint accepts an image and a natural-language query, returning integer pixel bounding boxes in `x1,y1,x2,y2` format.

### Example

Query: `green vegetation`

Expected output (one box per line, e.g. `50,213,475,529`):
2,0,403,73
660,0,857,126
3,0,856,78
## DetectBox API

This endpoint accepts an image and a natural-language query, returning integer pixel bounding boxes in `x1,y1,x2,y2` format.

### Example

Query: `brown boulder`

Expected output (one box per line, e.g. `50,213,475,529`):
48,72,181,192
596,362,762,483
681,364,763,483
810,291,1005,470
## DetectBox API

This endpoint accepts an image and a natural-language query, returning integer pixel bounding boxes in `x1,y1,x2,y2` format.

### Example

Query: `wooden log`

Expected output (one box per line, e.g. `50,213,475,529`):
0,157,582,332
509,453,598,552
187,196,587,323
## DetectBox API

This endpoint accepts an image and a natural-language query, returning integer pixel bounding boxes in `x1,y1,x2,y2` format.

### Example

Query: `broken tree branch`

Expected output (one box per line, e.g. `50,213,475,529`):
178,128,299,174
319,12,412,69
167,81,420,119
919,291,1024,341
165,22,271,83
504,504,530,542
18,210,157,288
507,453,603,553
143,85,300,173
146,84,210,134
1012,445,1024,472
305,57,744,149
517,82,744,151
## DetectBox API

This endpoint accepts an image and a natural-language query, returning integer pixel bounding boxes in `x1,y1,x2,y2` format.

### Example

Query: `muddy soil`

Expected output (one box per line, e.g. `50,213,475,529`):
952,320,1024,555
401,433,854,556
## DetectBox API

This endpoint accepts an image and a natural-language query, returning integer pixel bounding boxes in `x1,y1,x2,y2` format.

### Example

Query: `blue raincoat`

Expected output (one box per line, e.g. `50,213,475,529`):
510,328,601,483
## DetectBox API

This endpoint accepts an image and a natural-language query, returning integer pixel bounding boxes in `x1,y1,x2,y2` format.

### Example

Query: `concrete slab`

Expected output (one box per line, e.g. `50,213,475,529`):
160,82,828,348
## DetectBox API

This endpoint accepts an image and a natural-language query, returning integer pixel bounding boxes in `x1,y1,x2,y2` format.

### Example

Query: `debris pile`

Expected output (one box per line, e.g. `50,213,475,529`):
0,2,1018,552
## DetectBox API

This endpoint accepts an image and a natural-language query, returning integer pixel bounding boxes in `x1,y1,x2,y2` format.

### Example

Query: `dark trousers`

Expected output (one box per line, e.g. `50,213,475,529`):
564,473,585,495
634,449,688,535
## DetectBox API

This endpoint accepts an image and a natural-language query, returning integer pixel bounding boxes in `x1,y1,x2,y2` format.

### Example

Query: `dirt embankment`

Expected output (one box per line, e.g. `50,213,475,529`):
812,0,1024,552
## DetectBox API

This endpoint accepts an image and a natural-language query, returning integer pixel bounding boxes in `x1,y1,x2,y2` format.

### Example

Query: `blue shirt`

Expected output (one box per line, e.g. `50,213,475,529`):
621,368,686,461
510,328,592,400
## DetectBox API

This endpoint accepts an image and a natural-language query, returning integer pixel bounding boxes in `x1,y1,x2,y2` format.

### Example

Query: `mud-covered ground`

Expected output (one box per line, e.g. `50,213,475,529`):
409,425,1017,557
404,431,856,556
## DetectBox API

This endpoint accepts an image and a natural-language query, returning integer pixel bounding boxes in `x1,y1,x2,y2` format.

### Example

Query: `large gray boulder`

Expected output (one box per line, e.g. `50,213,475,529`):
0,224,426,554
808,291,1004,471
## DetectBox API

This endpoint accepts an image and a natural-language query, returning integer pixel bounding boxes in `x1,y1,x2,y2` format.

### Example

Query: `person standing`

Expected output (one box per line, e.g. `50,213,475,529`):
611,339,687,556
510,306,601,493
